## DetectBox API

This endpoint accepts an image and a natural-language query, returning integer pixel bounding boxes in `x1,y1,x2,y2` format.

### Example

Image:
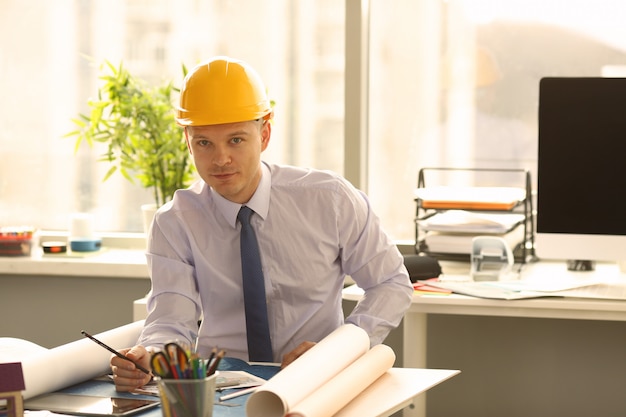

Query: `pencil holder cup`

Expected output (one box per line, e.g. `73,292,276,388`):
157,374,217,417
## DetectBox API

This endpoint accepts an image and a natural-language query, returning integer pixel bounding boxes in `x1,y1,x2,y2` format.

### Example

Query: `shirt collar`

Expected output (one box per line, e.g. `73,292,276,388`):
213,162,271,228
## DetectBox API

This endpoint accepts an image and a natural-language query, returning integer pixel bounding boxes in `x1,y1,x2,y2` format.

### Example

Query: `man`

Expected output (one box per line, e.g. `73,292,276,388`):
111,56,412,391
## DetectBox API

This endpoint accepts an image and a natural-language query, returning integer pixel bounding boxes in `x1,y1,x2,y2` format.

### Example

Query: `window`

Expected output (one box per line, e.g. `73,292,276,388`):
3,0,626,242
0,0,345,232
368,0,626,241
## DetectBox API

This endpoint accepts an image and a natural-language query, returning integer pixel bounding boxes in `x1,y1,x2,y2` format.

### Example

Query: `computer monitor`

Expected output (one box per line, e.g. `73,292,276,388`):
536,77,626,269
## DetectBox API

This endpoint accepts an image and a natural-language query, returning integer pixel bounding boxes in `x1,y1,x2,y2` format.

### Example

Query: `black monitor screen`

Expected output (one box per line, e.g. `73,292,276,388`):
537,77,626,236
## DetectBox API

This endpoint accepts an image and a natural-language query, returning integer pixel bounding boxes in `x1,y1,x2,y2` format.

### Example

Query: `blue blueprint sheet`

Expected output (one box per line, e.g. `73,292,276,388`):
52,358,280,417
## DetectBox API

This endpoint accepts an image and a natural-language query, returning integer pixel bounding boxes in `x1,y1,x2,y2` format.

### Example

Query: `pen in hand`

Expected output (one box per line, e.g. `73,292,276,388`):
81,330,151,375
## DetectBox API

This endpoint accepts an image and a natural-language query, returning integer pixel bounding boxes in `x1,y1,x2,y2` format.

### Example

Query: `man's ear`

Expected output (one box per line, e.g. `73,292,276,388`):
260,121,271,151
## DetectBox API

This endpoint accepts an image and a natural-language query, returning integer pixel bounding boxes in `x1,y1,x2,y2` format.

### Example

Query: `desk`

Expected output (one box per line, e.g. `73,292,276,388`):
26,362,459,417
10,317,458,417
343,261,626,417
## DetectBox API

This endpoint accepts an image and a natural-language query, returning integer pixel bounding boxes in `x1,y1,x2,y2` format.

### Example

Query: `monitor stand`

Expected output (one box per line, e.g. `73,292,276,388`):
566,259,596,271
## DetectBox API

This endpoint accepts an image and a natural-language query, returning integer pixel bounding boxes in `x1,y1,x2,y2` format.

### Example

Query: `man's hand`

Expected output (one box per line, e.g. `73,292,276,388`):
110,346,152,391
280,341,316,369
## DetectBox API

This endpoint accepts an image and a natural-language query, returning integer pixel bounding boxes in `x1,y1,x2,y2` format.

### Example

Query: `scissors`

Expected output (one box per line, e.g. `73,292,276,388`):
150,342,190,379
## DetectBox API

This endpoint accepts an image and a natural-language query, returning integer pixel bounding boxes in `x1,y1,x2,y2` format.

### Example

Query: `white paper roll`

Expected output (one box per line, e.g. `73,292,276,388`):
246,324,373,417
286,344,396,417
16,320,145,399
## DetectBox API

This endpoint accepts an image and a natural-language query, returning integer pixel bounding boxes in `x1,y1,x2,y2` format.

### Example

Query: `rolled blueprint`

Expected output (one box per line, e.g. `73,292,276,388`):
246,323,396,417
286,344,396,417
5,320,144,399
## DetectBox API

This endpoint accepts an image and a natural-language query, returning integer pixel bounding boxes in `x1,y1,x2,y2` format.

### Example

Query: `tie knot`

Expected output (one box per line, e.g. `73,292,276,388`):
238,206,254,226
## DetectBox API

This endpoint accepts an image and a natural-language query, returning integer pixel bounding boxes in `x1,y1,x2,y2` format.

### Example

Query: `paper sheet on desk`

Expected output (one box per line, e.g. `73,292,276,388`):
486,277,604,292
246,324,396,417
489,279,626,300
554,282,626,300
430,276,626,300
9,320,144,399
428,280,550,300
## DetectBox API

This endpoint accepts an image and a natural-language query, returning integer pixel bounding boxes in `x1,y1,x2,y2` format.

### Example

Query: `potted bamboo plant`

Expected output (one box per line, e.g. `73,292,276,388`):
66,61,195,231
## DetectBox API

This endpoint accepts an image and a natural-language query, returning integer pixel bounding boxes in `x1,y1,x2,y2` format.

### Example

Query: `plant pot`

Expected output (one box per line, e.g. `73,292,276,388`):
141,203,158,235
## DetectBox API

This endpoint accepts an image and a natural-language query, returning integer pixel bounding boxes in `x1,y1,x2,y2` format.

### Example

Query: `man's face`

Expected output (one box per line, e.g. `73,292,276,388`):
185,119,270,204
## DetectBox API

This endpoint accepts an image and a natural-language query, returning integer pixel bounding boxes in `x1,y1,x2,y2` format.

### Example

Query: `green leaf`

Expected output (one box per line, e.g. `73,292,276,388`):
64,59,195,206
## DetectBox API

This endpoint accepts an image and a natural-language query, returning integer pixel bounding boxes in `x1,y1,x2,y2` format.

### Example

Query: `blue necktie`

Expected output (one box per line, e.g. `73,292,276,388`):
238,206,273,362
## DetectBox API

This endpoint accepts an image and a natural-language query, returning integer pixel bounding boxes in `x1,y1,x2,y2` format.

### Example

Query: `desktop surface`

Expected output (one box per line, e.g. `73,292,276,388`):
23,357,458,417
343,260,626,321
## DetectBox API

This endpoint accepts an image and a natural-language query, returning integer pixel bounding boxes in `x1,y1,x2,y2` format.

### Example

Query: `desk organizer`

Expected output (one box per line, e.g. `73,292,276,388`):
413,167,536,264
0,226,36,256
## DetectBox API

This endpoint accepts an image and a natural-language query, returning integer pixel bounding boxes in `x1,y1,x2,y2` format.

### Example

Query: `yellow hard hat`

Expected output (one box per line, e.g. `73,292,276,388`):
176,56,273,126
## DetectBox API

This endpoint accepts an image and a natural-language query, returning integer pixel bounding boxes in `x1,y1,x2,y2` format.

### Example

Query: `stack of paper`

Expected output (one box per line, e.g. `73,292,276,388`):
423,226,524,254
418,210,525,234
414,186,526,210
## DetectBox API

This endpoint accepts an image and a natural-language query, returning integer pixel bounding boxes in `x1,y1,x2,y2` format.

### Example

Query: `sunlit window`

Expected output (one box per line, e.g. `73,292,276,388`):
0,0,344,232
368,0,626,241
2,0,626,243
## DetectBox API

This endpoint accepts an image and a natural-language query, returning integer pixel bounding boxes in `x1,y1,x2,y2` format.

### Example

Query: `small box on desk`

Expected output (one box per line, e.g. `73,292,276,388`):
0,226,36,256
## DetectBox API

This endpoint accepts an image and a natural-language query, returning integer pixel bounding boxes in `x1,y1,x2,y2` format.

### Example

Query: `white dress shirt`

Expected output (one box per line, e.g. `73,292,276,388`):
138,162,412,362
